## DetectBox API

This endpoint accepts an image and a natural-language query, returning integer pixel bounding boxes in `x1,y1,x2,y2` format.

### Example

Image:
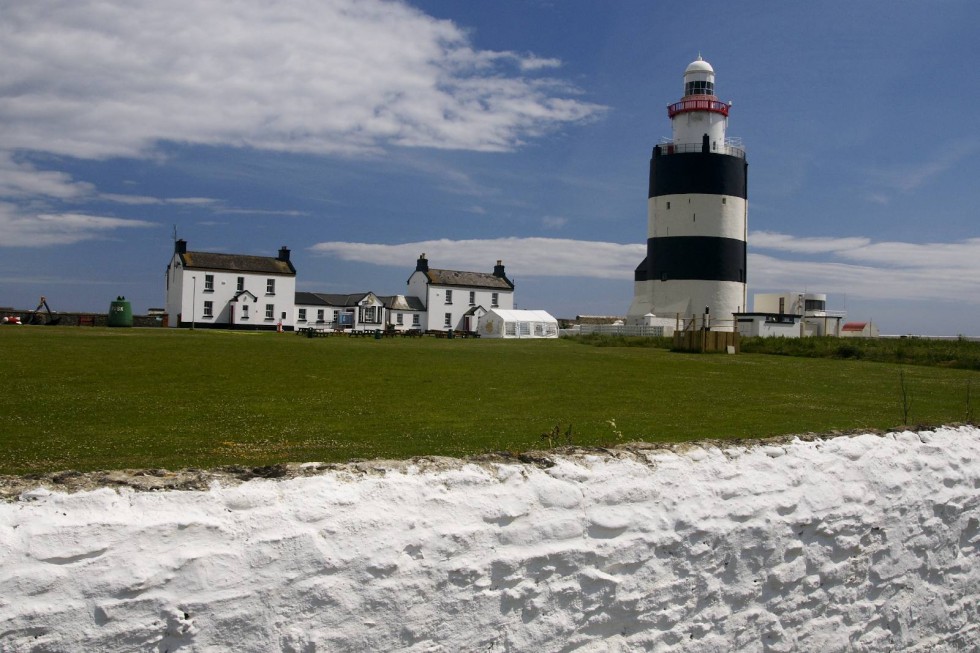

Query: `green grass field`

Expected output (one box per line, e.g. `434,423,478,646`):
1,327,978,475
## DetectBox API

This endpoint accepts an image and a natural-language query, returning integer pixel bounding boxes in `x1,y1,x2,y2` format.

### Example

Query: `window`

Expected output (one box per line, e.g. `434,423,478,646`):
412,314,420,327
237,276,244,291
265,304,274,320
445,289,453,305
684,79,713,96
204,274,214,292
805,299,826,312
298,308,307,322
491,292,499,307
241,304,249,320
397,313,404,325
666,201,671,210
361,306,379,323
203,300,213,317
266,278,275,295
722,197,727,205
444,312,452,327
317,309,325,323
332,310,339,323
469,291,475,306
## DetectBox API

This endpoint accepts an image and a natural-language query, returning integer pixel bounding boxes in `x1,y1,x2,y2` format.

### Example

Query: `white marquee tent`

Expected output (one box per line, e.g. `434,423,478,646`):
477,309,559,339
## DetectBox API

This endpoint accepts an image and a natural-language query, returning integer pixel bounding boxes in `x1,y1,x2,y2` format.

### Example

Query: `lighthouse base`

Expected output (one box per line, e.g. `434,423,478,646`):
627,279,746,332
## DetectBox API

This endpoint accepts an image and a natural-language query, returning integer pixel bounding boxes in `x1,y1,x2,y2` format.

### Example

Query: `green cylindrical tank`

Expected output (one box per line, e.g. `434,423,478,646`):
108,296,133,327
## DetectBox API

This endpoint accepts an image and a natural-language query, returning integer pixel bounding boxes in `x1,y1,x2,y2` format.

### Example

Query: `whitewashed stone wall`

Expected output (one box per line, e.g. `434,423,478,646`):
1,427,978,651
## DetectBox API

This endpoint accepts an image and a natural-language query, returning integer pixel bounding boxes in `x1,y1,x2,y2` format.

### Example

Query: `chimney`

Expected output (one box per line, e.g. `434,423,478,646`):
493,259,506,278
278,246,290,262
416,253,429,272
175,239,187,255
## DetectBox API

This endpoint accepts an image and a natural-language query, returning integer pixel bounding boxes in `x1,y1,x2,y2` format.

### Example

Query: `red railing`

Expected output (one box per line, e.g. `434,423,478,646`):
667,98,730,118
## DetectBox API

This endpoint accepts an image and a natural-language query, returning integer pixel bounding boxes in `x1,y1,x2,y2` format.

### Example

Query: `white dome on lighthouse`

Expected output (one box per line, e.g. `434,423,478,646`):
685,56,714,75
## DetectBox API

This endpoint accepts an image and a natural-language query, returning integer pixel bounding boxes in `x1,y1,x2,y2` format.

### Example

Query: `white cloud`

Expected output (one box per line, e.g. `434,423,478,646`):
862,140,980,198
309,237,643,280
0,154,94,200
751,230,870,254
0,203,155,247
542,216,568,230
0,0,605,160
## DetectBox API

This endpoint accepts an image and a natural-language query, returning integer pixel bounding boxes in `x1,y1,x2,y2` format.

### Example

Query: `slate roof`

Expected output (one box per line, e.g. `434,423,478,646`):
180,251,295,275
423,268,513,290
379,295,426,311
295,292,370,307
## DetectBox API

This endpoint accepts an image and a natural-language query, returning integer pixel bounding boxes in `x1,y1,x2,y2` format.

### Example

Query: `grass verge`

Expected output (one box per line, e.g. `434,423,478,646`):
1,327,977,474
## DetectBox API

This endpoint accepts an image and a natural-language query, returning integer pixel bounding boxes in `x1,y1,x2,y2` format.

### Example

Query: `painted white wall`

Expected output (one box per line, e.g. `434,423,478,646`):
736,316,802,338
629,279,746,331
408,271,514,332
4,428,978,650
166,258,295,329
648,194,747,240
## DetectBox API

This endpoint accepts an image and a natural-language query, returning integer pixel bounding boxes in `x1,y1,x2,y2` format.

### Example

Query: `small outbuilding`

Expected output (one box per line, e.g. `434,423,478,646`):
478,309,559,339
841,321,880,338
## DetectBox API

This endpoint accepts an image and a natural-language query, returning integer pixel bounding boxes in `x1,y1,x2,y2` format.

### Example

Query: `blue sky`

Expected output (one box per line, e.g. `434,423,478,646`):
2,0,978,335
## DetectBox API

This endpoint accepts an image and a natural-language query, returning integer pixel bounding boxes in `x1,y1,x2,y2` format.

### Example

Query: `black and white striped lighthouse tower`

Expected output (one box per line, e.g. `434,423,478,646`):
627,56,747,329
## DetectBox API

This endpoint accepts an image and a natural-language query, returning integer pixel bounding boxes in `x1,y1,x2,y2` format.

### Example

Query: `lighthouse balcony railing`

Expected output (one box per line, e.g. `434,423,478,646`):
667,98,730,118
655,140,745,159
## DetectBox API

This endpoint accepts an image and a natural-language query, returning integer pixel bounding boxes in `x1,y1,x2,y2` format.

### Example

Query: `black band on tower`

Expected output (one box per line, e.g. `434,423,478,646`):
649,150,747,199
637,236,746,282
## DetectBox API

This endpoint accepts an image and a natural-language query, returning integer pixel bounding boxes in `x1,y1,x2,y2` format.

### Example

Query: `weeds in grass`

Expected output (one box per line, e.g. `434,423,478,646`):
540,424,574,448
607,419,623,441
967,380,974,424
899,369,914,426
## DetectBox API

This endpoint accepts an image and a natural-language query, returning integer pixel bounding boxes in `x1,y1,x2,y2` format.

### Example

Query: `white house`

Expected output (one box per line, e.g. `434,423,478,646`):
165,240,297,330
406,254,515,332
478,309,559,339
294,292,425,332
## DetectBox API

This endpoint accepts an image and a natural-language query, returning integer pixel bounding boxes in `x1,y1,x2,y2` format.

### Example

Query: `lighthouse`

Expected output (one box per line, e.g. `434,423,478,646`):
627,56,748,330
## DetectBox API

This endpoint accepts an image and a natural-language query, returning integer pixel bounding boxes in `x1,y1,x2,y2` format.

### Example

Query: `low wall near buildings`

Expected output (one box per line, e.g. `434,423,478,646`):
0,311,166,327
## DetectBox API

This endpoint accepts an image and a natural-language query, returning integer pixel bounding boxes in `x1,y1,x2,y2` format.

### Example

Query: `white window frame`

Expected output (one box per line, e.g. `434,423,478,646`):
412,314,420,327
298,308,307,322
237,276,244,291
469,291,475,306
204,274,214,292
444,312,452,328
203,300,213,317
445,289,453,305
397,313,404,325
265,304,274,320
317,309,325,323
491,292,499,307
266,278,276,295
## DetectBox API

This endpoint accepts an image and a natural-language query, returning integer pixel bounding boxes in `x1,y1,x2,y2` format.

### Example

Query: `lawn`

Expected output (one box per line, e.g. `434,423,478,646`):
1,327,977,474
